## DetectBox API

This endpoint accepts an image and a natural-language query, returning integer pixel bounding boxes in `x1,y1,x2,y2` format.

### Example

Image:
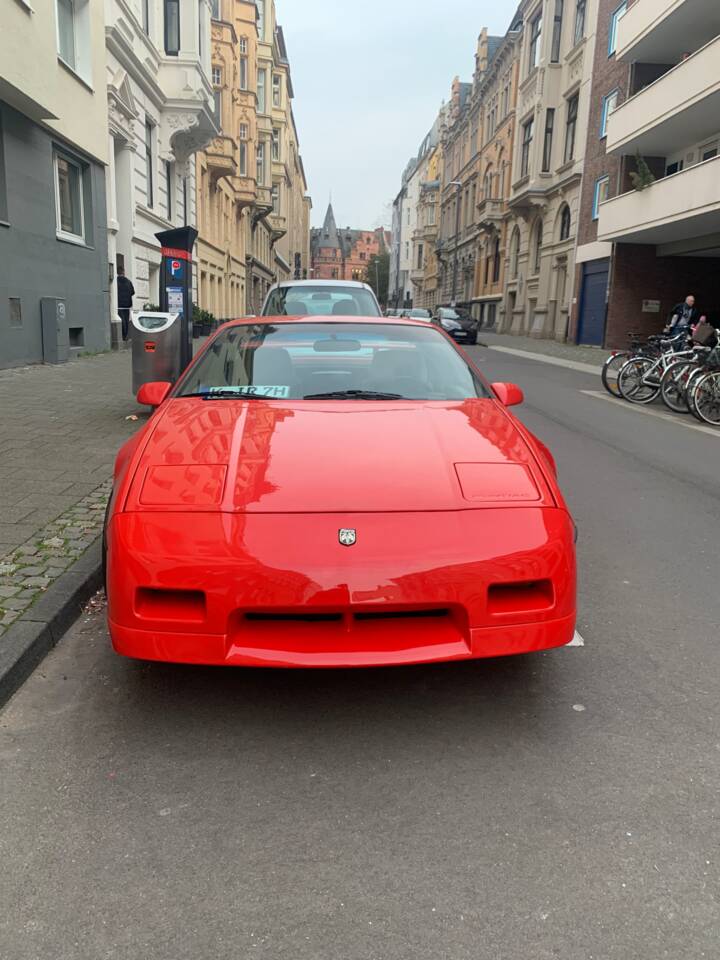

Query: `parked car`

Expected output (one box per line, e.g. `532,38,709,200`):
108,314,576,669
261,280,382,317
433,307,478,344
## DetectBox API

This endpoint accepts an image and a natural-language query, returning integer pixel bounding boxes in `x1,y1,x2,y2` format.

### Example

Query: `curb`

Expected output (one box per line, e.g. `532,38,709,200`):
0,539,103,709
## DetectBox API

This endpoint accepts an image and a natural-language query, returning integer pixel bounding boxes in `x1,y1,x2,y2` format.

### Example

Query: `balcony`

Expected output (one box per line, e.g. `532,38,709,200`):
206,136,237,183
615,0,720,65
597,154,720,246
606,34,720,158
269,212,288,242
158,59,218,162
476,198,504,229
230,175,257,209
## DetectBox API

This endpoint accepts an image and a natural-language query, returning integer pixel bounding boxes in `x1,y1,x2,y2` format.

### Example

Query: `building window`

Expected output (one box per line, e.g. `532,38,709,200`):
239,55,248,90
212,65,222,86
239,123,248,177
559,204,571,240
528,10,542,72
492,236,501,283
211,0,220,19
574,0,586,45
533,220,543,274
600,89,619,138
256,0,265,39
272,127,280,161
551,0,563,63
272,183,279,214
427,204,436,226
166,161,174,221
257,69,266,113
564,94,579,163
592,176,610,219
142,0,150,35
701,143,718,162
256,140,265,186
182,176,188,225
417,243,424,269
164,0,180,55
608,2,627,56
145,119,154,207
239,36,247,54
273,74,282,108
520,118,533,177
56,0,78,69
510,227,520,279
542,108,555,172
54,151,85,243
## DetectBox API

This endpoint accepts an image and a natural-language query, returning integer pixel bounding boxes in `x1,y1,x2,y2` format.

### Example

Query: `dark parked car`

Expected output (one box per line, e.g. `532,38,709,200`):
432,307,478,344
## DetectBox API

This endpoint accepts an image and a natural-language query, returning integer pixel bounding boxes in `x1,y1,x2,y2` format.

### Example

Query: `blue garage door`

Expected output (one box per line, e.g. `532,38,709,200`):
577,260,610,346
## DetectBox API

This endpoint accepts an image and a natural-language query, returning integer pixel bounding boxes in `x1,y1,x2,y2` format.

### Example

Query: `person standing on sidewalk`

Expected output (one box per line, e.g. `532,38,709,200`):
665,294,699,337
116,266,135,342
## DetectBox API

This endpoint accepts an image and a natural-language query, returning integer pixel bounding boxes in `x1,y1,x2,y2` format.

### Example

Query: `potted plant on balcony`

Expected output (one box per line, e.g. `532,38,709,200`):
629,151,656,192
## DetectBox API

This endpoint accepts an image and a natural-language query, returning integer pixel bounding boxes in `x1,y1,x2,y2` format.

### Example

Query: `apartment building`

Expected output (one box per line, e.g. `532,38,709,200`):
105,0,217,331
1,0,110,368
196,0,257,319
501,0,600,340
474,25,522,329
592,0,720,344
412,128,444,310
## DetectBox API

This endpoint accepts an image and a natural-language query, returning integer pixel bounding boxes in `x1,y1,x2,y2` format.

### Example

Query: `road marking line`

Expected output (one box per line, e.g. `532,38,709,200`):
580,390,720,439
487,345,603,375
568,631,585,647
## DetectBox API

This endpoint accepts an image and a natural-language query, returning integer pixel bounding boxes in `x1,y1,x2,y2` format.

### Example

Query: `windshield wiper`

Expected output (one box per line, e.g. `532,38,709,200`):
303,390,406,400
180,390,268,400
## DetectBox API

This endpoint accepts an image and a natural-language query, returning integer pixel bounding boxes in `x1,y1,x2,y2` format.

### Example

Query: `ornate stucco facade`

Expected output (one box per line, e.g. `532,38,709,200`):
196,0,310,319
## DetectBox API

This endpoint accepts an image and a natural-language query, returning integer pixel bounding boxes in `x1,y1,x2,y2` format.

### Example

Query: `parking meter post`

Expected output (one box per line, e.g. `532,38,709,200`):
155,226,198,372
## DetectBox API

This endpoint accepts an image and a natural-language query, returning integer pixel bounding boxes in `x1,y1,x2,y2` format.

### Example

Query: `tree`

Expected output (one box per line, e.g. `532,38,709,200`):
629,151,656,192
365,252,390,306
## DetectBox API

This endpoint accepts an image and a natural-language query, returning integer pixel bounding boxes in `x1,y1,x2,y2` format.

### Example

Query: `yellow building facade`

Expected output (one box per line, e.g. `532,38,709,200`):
196,0,310,318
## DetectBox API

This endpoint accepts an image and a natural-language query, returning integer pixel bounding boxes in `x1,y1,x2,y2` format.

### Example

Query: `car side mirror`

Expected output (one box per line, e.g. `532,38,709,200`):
137,381,172,407
492,382,524,407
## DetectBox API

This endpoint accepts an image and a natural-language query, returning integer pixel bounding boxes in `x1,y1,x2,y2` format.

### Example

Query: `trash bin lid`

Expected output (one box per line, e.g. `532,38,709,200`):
132,312,179,332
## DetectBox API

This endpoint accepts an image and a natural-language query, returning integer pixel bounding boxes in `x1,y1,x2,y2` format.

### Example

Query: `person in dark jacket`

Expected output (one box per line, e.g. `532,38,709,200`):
665,295,699,336
116,266,135,341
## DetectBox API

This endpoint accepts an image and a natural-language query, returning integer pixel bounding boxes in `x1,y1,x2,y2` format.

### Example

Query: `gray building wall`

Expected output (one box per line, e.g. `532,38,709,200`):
0,102,109,370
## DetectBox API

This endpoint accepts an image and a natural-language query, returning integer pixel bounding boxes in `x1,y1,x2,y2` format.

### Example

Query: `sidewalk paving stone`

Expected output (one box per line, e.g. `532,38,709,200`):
0,350,144,640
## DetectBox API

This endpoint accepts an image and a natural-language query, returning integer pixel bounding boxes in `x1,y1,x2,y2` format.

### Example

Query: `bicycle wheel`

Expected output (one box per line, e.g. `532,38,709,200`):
617,357,661,404
601,352,629,397
686,367,707,421
659,360,695,414
692,372,720,425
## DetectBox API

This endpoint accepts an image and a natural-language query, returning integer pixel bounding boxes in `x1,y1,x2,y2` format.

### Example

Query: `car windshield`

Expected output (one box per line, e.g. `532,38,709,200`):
439,308,461,320
262,285,381,317
175,322,490,401
409,309,431,319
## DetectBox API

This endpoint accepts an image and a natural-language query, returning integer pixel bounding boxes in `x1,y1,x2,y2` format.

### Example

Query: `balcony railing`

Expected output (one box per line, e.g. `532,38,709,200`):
606,33,720,158
597,154,720,247
615,0,720,65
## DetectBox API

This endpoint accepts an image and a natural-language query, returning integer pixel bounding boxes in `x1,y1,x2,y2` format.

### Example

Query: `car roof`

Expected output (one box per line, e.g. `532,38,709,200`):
219,315,430,330
268,279,373,290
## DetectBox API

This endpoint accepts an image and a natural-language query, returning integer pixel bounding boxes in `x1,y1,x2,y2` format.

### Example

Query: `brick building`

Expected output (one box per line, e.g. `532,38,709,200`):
311,204,389,281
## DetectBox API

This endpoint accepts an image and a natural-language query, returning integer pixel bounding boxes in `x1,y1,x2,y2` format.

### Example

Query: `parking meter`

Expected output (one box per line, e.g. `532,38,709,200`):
131,312,181,394
155,226,198,373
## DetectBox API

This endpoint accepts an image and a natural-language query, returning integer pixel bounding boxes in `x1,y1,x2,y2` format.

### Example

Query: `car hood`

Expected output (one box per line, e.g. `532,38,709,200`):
123,398,556,513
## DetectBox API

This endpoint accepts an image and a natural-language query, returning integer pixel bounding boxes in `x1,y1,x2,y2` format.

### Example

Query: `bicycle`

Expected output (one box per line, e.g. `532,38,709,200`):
658,345,712,414
688,369,720,425
601,332,653,398
617,333,693,405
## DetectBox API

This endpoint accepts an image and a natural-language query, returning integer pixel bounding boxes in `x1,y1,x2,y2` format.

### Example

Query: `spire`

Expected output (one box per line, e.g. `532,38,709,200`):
321,202,341,249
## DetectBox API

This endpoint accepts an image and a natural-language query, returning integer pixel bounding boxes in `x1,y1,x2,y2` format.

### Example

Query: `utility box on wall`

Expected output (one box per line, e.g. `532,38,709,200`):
40,298,69,364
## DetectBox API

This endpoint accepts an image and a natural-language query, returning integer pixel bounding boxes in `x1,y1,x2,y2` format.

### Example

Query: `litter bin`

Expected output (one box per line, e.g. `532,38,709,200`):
131,311,181,394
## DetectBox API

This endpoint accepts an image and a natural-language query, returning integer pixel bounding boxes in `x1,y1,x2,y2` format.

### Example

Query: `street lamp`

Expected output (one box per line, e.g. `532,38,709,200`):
448,180,462,307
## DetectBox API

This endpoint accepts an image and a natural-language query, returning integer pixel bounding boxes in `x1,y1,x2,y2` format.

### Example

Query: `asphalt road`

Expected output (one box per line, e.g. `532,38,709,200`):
1,347,719,959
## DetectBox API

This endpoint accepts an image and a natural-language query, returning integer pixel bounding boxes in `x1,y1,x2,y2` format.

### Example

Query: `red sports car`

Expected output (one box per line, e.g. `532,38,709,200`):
105,316,576,668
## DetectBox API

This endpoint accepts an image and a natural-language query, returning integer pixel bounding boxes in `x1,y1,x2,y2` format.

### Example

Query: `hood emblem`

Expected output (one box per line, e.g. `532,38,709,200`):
338,528,357,547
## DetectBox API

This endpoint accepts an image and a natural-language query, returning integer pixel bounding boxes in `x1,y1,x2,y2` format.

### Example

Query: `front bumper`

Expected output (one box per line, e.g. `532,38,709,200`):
107,508,576,668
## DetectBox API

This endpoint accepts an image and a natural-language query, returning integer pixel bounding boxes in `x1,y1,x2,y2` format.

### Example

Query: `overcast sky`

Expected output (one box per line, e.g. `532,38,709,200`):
277,0,521,230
